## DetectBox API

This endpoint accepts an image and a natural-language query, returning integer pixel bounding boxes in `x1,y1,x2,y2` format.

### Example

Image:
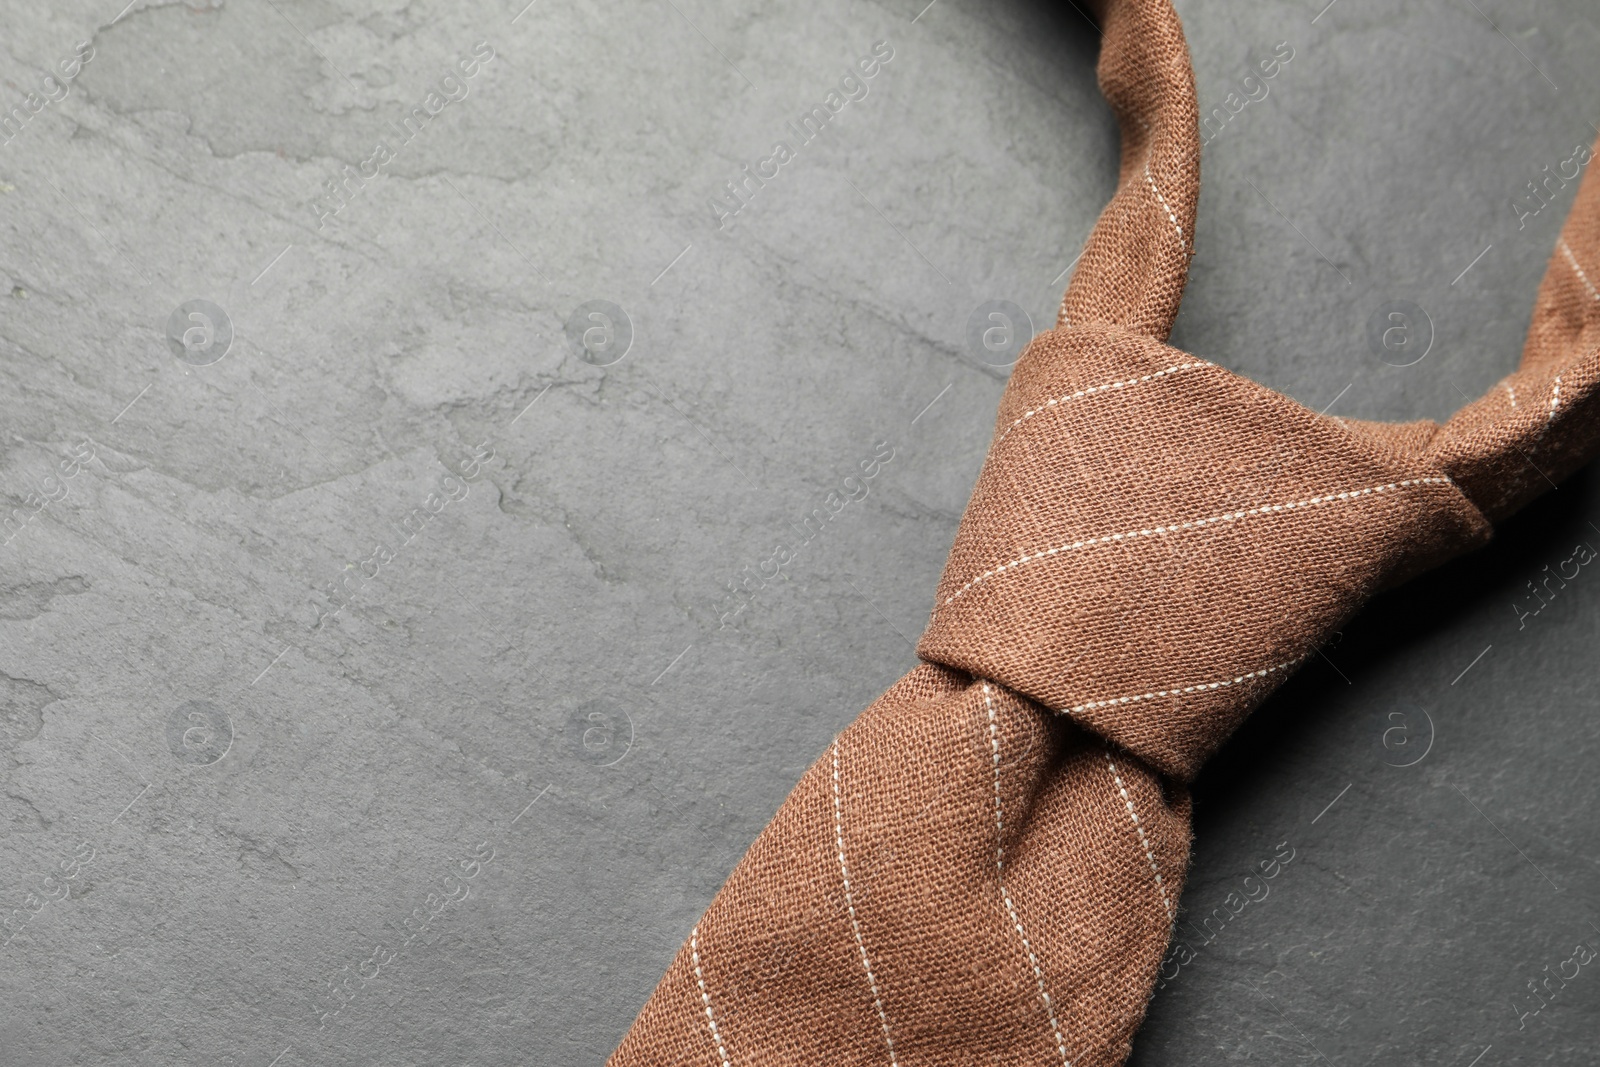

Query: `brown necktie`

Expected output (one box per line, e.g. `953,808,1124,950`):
609,1,1600,1063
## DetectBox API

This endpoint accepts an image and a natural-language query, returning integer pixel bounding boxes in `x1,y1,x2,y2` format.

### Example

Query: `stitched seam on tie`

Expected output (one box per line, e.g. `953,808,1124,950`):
938,478,1456,611
1061,651,1313,716
831,740,900,1067
1560,240,1600,301
983,683,1073,1067
1104,749,1173,921
1145,158,1186,250
690,927,732,1067
996,360,1214,445
1528,373,1565,452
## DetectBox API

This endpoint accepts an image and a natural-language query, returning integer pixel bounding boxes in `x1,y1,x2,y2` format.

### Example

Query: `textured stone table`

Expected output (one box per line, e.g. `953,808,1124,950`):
0,0,1596,1064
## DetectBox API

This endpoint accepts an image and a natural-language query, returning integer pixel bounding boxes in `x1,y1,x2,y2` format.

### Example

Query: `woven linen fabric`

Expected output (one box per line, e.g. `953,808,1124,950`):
609,0,1600,1063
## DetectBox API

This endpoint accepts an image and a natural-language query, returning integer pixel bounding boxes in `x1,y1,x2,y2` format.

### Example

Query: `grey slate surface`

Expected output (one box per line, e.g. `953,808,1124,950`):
0,0,1597,1064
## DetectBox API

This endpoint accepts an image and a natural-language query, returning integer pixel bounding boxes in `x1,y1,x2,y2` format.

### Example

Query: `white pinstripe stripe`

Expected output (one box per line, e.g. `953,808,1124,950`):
831,740,900,1067
690,926,732,1067
995,360,1213,446
1145,158,1187,250
983,683,1073,1066
1560,240,1600,301
1103,750,1174,921
939,478,1455,611
1061,652,1312,716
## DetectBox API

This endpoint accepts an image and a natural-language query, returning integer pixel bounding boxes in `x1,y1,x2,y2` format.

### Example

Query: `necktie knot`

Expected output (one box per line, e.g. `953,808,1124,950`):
917,322,1495,779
